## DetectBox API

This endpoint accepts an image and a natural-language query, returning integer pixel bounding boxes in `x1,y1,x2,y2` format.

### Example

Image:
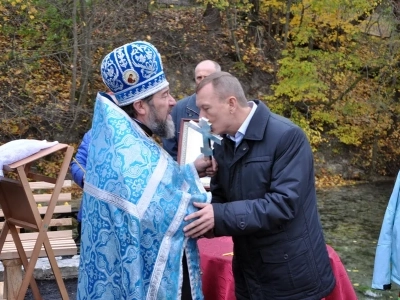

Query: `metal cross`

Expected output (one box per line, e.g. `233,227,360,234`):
188,117,222,158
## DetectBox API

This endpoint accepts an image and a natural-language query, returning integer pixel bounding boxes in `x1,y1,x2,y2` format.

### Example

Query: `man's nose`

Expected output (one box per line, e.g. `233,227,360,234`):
199,110,205,118
169,95,176,106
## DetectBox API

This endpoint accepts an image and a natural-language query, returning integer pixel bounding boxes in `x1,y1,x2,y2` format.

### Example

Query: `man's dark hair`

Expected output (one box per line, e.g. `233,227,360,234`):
120,94,153,118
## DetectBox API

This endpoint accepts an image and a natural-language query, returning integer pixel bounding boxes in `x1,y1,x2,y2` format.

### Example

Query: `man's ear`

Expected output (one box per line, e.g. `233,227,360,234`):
133,100,147,116
227,96,237,111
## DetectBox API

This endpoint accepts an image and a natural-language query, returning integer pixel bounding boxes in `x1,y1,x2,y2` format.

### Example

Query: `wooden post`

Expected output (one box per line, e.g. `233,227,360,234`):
2,258,23,300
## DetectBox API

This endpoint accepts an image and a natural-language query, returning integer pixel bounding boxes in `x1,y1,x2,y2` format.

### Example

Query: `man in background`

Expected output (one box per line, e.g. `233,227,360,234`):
162,60,221,160
69,129,91,242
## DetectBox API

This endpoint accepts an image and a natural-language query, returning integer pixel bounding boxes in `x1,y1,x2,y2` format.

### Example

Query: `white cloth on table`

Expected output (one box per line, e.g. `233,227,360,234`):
0,139,58,176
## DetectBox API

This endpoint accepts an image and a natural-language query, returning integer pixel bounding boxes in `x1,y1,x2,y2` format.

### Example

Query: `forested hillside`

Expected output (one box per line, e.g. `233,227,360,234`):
0,0,399,181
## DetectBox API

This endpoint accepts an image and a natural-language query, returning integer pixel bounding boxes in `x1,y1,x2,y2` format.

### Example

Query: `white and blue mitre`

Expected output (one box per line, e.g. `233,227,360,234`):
100,41,169,106
77,92,210,300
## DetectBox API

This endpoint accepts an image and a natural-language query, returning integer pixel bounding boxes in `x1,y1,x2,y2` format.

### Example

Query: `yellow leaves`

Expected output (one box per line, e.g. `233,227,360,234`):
1,120,29,135
330,125,364,146
10,124,19,134
4,0,38,24
59,92,70,99
315,173,349,188
262,0,283,9
333,72,346,83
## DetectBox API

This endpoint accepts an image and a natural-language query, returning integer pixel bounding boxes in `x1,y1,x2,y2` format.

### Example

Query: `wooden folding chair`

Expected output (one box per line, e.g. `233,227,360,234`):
0,143,74,300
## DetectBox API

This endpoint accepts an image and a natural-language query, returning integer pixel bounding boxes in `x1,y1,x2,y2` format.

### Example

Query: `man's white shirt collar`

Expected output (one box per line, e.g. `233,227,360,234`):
227,101,257,147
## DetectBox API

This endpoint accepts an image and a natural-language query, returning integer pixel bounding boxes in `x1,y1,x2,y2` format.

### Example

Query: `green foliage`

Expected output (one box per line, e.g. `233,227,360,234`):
37,2,73,49
272,49,328,103
232,61,248,75
203,0,251,11
330,125,364,146
0,0,73,51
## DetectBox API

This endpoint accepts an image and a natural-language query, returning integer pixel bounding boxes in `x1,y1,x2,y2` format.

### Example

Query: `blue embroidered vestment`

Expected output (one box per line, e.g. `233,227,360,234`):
77,92,209,300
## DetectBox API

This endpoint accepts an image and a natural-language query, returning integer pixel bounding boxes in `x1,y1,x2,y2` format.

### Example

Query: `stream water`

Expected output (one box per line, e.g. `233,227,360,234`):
317,179,400,299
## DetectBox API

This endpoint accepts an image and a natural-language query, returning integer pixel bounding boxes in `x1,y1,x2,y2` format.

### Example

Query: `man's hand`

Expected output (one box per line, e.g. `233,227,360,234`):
194,156,218,178
183,202,215,238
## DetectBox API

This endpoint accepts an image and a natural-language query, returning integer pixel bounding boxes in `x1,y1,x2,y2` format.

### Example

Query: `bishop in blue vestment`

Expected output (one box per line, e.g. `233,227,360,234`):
77,41,211,300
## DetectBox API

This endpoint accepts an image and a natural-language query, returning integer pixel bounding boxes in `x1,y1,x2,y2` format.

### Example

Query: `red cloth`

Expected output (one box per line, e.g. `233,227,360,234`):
323,245,358,300
198,238,357,300
198,237,235,300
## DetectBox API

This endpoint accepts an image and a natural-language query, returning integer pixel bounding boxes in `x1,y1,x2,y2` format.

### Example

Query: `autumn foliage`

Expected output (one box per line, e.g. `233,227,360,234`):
0,0,399,182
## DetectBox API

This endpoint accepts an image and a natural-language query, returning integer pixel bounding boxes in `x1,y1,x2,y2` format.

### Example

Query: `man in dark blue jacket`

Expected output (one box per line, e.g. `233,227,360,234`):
184,71,335,299
70,130,91,191
70,129,91,241
162,60,221,160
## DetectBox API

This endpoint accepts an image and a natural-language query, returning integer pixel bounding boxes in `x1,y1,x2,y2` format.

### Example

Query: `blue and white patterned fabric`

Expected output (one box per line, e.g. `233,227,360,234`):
100,41,169,106
77,92,210,300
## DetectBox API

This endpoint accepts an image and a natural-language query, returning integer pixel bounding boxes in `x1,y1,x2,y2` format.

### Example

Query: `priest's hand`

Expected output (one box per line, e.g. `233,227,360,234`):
183,202,215,238
206,157,218,177
194,155,218,178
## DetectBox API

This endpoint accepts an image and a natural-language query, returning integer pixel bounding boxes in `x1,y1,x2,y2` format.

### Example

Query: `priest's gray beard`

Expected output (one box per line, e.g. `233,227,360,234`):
148,104,175,139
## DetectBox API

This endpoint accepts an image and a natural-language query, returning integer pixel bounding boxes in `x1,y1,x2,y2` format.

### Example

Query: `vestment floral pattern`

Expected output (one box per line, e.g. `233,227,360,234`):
77,93,210,300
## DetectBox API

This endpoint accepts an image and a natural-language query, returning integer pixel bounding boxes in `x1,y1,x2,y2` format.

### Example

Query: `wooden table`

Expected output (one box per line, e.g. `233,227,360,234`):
0,143,75,300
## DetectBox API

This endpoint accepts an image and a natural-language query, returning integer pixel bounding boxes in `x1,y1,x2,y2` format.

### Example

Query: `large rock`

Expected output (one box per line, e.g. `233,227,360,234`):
0,255,79,281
